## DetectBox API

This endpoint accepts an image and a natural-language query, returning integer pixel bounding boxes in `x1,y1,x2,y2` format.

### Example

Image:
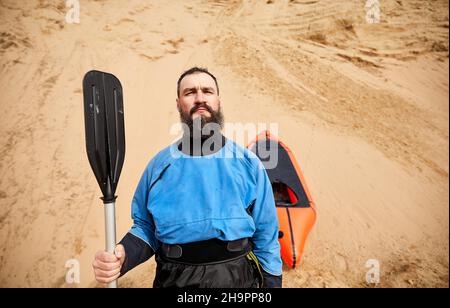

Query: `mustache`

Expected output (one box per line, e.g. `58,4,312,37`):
190,104,213,116
179,104,225,132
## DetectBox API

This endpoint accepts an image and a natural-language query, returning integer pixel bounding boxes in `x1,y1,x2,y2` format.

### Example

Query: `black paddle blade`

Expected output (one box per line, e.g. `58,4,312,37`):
82,70,125,202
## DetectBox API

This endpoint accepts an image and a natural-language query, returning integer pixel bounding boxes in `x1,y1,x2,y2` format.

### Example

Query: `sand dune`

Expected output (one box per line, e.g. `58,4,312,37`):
0,0,448,288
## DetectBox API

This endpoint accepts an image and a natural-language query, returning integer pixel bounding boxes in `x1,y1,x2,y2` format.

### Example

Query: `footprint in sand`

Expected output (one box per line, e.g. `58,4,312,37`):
114,18,135,26
131,5,151,15
0,32,32,53
139,54,163,61
162,38,185,55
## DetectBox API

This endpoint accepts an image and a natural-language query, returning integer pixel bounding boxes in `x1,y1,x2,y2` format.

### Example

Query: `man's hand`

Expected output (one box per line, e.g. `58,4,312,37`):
93,244,126,284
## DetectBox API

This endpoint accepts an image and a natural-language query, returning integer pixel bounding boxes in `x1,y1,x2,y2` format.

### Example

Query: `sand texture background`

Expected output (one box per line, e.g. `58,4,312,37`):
0,0,448,287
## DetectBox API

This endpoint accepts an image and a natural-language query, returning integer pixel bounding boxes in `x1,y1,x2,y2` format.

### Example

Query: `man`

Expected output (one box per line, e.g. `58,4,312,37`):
92,67,282,288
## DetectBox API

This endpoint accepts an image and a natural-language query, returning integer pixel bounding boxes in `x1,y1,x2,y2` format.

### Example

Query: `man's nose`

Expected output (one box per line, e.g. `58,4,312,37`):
194,90,206,103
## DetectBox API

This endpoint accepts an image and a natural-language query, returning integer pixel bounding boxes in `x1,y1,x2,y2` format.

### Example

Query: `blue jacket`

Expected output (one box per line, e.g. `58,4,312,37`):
128,139,282,276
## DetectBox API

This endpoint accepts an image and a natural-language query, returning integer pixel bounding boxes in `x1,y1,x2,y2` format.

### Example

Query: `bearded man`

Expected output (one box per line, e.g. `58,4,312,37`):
92,67,282,288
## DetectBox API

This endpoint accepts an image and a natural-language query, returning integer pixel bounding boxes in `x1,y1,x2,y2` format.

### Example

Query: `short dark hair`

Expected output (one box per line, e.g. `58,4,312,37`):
177,67,219,98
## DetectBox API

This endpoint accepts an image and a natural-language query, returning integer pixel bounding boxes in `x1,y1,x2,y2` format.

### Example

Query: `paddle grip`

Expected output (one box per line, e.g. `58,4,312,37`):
104,201,118,288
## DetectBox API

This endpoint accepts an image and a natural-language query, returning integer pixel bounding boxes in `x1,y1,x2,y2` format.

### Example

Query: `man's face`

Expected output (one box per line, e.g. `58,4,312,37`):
177,72,220,121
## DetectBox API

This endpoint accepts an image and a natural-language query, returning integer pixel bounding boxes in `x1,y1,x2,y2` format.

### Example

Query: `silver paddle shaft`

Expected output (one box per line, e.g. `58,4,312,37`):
104,202,117,288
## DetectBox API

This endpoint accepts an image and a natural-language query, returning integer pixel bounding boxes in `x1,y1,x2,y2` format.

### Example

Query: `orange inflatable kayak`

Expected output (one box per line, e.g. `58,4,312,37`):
247,130,316,268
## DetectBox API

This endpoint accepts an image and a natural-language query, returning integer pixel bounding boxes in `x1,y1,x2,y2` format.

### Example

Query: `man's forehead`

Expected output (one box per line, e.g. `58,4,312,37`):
179,72,216,89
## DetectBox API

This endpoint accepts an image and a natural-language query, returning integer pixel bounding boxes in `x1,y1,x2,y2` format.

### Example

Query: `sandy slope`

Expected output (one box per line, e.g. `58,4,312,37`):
0,0,448,288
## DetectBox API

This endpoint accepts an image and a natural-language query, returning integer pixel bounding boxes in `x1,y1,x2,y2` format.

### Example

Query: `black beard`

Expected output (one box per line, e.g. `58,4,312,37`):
179,105,224,139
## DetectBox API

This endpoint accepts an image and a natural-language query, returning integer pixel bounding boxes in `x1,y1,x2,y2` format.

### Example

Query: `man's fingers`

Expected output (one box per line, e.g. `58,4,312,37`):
93,246,125,284
95,250,119,263
96,272,121,284
92,259,120,271
114,245,125,259
94,267,121,279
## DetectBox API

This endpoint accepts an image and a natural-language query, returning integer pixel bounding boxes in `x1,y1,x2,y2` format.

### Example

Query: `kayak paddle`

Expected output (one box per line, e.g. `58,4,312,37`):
82,70,125,288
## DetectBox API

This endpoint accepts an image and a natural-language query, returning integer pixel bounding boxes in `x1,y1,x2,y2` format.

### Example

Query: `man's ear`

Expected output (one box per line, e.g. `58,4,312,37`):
176,98,180,112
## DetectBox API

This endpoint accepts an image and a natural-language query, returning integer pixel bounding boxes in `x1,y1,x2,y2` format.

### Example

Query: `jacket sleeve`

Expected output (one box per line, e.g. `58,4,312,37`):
249,160,283,277
127,160,160,255
119,232,154,277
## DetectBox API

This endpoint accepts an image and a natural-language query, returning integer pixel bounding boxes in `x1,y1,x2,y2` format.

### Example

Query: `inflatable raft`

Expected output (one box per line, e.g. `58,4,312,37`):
248,130,316,268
